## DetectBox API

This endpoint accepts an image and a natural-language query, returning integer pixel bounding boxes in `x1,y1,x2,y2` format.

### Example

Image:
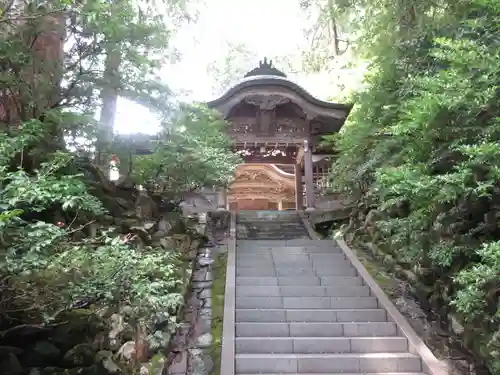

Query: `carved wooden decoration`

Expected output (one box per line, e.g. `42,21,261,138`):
276,118,306,136
228,164,297,209
245,95,290,110
236,171,277,185
235,186,286,194
229,117,257,134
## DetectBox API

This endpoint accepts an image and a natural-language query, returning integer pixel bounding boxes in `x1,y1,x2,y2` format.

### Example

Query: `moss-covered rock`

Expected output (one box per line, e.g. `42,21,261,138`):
62,343,95,367
140,353,166,375
95,350,124,374
21,341,61,367
0,325,51,348
0,345,23,360
51,310,107,352
39,365,101,375
0,352,23,374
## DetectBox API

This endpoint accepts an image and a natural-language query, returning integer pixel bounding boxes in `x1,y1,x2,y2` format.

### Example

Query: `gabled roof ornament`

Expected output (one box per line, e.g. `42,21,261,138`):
244,57,287,78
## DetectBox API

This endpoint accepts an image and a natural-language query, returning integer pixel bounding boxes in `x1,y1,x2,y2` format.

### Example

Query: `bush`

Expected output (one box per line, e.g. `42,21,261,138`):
331,0,500,370
0,118,187,329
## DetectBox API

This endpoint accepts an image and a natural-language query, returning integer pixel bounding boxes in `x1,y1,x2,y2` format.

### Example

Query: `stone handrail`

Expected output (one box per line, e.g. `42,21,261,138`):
220,212,236,375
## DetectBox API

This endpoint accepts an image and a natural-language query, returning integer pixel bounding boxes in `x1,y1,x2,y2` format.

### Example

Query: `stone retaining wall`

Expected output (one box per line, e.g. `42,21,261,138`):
166,212,229,375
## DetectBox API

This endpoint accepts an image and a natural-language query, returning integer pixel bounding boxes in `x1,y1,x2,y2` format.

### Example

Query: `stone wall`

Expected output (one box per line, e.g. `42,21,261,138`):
166,212,229,375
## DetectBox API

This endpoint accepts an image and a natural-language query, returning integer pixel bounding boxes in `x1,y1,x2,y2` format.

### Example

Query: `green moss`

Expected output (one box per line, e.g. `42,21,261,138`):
349,245,399,295
210,252,227,375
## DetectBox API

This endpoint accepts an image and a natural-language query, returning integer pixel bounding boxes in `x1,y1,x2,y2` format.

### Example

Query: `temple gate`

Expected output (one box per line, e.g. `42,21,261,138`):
206,58,353,211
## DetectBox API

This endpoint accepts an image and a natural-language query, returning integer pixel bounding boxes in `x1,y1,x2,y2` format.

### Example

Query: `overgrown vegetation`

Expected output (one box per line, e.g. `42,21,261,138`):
308,0,500,370
210,251,227,375
0,1,238,373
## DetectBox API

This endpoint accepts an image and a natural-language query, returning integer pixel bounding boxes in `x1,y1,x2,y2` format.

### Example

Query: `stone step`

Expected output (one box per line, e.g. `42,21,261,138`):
236,308,387,322
235,322,398,337
239,214,303,217
237,243,329,247
237,240,332,246
238,218,303,223
232,228,427,375
238,235,310,240
238,225,305,229
235,260,353,268
236,246,342,253
238,231,308,235
236,285,371,297
238,373,425,375
237,254,347,262
236,297,379,309
235,276,364,286
238,212,301,218
238,229,308,233
236,252,343,257
236,253,347,261
236,336,408,354
236,266,357,277
235,261,352,269
241,229,307,234
238,215,303,219
235,353,422,373
241,223,306,228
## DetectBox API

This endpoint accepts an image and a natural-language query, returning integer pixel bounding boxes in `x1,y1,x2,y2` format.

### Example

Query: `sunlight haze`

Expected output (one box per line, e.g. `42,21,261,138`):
115,0,310,135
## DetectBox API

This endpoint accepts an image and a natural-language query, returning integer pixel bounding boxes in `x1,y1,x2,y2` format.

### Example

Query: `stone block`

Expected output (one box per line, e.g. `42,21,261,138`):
289,322,345,337
282,297,331,309
235,354,297,373
236,309,286,323
342,322,398,337
330,297,378,309
335,309,387,322
236,322,289,337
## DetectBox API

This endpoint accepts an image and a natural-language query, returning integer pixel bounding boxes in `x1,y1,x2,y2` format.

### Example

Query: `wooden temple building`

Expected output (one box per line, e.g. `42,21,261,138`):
206,58,353,211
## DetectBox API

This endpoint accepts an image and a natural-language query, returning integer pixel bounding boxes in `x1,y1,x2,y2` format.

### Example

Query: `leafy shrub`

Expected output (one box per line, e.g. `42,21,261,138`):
0,118,187,329
330,0,500,370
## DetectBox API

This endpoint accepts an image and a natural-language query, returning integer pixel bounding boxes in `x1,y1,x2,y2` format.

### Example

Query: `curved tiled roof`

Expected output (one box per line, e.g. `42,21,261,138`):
207,74,352,112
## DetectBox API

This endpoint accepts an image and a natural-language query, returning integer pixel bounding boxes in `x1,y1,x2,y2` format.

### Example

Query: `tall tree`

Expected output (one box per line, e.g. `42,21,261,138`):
0,0,193,144
206,41,257,96
0,2,240,368
299,0,365,100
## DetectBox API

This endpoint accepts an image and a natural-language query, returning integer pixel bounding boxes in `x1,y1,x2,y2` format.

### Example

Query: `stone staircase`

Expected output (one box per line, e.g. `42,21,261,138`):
233,212,427,375
236,211,310,240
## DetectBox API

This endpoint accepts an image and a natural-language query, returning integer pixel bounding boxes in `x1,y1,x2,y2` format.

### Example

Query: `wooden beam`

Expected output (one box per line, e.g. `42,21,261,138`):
240,154,295,164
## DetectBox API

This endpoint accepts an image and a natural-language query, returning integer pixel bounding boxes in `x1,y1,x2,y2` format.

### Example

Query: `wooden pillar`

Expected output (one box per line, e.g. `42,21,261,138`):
217,187,227,210
294,164,303,210
304,140,315,210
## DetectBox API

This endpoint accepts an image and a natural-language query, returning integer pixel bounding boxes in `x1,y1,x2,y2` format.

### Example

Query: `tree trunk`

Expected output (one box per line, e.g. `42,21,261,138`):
96,1,123,167
96,45,121,166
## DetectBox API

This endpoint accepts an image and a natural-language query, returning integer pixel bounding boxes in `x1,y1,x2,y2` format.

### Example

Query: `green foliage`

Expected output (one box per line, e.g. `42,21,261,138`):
206,42,258,96
210,252,227,375
45,230,187,320
0,0,224,348
2,160,104,214
126,104,241,195
0,122,187,328
0,0,193,144
328,0,500,369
